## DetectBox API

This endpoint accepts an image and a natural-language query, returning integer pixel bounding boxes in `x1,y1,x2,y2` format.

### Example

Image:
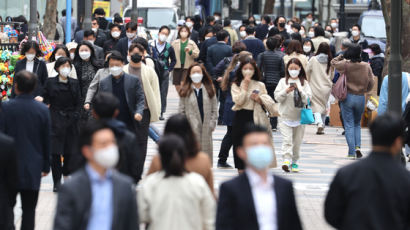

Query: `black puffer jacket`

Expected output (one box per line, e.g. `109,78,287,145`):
257,49,285,87
369,54,385,95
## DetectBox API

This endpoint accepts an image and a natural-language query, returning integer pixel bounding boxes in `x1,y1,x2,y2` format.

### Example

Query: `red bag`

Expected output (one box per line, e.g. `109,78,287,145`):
332,64,347,101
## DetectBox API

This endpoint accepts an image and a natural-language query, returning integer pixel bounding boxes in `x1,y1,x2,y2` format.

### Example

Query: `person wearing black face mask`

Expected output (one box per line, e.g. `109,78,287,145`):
123,43,161,179
274,16,290,40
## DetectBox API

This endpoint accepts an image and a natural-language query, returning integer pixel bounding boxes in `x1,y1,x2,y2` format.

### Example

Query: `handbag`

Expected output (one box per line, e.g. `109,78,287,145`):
301,98,315,125
332,63,348,101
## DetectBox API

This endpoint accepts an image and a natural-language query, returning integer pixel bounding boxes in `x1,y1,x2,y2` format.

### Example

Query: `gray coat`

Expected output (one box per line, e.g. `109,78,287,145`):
179,88,218,162
53,168,139,230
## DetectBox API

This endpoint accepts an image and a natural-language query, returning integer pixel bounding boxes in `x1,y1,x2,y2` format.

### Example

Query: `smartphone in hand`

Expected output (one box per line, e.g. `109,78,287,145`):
252,89,260,94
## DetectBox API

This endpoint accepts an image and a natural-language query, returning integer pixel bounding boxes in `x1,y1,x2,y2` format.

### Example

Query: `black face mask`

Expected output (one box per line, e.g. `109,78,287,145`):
131,53,142,63
279,22,286,28
326,30,333,34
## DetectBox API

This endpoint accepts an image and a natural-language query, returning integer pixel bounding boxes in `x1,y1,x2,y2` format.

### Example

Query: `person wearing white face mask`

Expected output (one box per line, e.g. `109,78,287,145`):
231,59,277,172
349,24,369,62
216,124,302,230
42,57,81,192
74,17,107,48
98,51,145,134
12,40,48,101
115,22,138,60
103,24,122,53
179,63,218,163
46,44,78,79
185,16,200,45
53,121,139,230
83,29,104,61
239,25,247,40
172,25,200,92
275,58,312,173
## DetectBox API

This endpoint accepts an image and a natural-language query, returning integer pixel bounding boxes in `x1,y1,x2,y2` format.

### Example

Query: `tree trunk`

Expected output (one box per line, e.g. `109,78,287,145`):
381,0,410,78
43,0,58,40
263,0,276,14
326,0,332,25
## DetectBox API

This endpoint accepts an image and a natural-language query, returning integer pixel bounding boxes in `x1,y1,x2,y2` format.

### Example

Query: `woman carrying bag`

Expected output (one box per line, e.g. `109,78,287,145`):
275,58,312,173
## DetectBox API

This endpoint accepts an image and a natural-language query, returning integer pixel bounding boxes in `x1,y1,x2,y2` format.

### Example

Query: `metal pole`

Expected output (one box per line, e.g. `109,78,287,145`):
83,0,92,30
131,0,138,24
311,0,315,17
28,0,38,40
339,0,345,32
66,0,72,43
388,0,402,114
280,0,285,15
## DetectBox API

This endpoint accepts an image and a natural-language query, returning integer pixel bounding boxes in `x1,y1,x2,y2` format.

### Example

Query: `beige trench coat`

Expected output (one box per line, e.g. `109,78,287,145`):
179,88,218,163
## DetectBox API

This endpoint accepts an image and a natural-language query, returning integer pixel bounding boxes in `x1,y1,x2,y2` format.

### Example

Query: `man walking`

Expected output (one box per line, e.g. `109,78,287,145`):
325,113,410,230
0,71,51,230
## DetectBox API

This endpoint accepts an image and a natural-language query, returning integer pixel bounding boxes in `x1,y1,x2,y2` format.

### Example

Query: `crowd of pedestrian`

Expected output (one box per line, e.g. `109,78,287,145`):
2,8,410,230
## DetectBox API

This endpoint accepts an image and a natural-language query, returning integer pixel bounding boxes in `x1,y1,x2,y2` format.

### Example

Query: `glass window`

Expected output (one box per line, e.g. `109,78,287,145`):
146,8,177,29
361,16,386,39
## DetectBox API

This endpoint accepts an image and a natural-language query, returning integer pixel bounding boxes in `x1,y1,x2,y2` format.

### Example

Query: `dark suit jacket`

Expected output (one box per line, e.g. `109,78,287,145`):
0,132,17,228
216,173,302,230
53,167,139,230
198,36,217,63
99,73,145,120
206,42,232,77
93,44,104,61
242,37,266,60
325,151,410,230
0,95,51,190
115,37,130,62
190,29,199,45
12,58,48,97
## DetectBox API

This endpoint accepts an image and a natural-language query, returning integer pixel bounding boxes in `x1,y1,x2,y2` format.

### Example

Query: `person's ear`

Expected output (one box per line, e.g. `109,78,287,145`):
82,146,93,161
237,146,247,162
113,109,120,118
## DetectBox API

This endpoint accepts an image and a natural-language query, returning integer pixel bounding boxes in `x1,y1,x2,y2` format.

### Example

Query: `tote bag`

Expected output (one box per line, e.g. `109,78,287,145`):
332,63,348,101
301,98,315,124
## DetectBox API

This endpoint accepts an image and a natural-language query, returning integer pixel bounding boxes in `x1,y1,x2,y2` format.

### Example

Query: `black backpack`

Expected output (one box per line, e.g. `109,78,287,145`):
145,55,164,80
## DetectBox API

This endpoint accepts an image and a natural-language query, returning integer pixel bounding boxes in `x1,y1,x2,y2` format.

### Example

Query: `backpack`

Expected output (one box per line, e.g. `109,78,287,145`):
332,63,348,101
145,55,164,80
150,42,171,79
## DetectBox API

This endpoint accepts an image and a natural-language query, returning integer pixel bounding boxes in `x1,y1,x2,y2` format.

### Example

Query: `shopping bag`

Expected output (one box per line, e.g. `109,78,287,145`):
301,98,315,124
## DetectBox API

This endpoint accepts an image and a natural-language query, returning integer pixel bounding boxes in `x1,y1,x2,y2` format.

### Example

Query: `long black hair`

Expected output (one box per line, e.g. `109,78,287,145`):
73,41,102,69
158,134,187,177
20,40,43,57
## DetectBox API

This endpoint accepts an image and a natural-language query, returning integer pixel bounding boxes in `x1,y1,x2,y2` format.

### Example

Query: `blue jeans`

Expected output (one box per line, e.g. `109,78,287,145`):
340,94,365,156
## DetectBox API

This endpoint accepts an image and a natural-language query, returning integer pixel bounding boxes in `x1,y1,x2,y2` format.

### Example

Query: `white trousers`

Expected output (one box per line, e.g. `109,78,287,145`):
314,112,327,126
279,120,306,163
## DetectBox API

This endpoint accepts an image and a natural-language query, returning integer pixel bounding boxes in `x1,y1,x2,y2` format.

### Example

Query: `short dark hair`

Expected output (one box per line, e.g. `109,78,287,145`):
14,70,37,94
274,16,286,27
239,124,270,146
109,24,121,31
314,26,325,37
239,25,246,31
343,44,362,63
266,36,281,50
125,22,138,31
370,113,405,147
352,24,361,31
54,57,72,72
245,26,256,35
213,24,223,33
290,32,302,43
107,50,124,63
262,15,271,24
93,8,106,16
223,18,231,27
128,42,144,54
206,15,215,24
83,29,95,38
216,30,229,41
291,23,301,31
20,40,43,57
268,27,280,37
368,43,382,55
113,16,123,24
79,120,112,148
92,92,120,119
133,37,149,52
158,134,187,177
50,44,70,62
159,25,170,34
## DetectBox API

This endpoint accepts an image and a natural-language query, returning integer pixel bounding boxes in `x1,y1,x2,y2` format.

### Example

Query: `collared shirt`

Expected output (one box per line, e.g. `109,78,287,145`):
156,39,166,53
192,84,203,96
128,38,134,49
26,60,34,73
86,164,114,230
246,169,277,230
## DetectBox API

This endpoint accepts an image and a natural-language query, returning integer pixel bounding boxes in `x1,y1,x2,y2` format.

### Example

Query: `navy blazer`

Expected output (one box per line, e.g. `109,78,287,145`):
53,167,139,230
216,172,303,230
12,58,48,97
115,37,130,63
242,37,266,60
206,42,232,77
198,36,217,63
0,95,51,190
98,73,145,119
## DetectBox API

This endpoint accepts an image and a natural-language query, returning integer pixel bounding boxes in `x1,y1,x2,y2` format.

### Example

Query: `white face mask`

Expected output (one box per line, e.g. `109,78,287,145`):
242,69,254,77
185,21,193,28
26,54,35,61
240,31,247,38
288,69,300,78
92,27,98,33
79,51,91,60
214,16,220,21
87,40,94,45
126,32,136,40
190,73,203,83
352,30,360,37
159,34,168,42
205,36,211,40
306,18,312,22
70,53,75,60
59,67,71,77
111,31,121,38
331,23,338,28
303,46,311,53
180,32,189,38
109,66,123,76
94,145,119,169
308,31,315,38
55,55,63,61
299,30,305,36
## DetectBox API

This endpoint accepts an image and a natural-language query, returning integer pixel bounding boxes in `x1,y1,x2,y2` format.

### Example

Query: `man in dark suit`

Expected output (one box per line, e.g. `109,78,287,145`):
74,17,107,48
216,124,302,230
242,26,266,59
0,131,17,230
0,71,51,230
115,22,138,62
198,24,223,63
83,29,104,61
98,51,145,133
325,113,410,230
206,30,232,77
53,120,139,230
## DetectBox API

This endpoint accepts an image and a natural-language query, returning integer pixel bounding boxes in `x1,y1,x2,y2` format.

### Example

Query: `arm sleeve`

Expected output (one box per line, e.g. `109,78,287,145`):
288,182,303,230
85,70,101,104
231,83,248,107
190,42,200,59
213,59,226,78
210,95,218,131
137,182,150,224
206,48,214,76
127,185,139,230
134,78,145,116
274,80,288,103
42,80,50,105
70,65,78,79
331,56,347,74
279,58,285,78
256,53,263,71
366,65,375,93
377,77,388,114
42,110,51,173
324,171,346,229
168,47,177,72
215,183,234,230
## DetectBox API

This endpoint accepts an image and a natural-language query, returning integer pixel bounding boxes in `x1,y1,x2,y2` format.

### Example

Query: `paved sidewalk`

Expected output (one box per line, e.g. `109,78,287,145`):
13,85,406,230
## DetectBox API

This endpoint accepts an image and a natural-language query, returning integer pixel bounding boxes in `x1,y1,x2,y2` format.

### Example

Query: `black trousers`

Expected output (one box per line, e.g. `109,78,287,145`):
51,154,71,186
232,110,254,170
8,190,39,230
215,83,226,123
135,109,150,180
266,84,278,129
218,126,232,163
160,71,170,115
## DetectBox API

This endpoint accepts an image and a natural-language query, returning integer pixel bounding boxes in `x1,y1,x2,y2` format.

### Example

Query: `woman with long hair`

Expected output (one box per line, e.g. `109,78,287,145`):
302,38,315,58
139,135,215,230
331,45,375,158
306,42,334,134
275,58,312,173
283,40,309,71
179,63,218,163
147,114,214,192
231,59,277,172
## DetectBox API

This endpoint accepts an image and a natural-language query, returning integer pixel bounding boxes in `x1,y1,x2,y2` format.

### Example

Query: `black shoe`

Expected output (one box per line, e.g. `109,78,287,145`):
217,161,233,169
355,149,363,159
53,183,60,193
159,116,165,121
217,120,223,126
342,131,345,135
